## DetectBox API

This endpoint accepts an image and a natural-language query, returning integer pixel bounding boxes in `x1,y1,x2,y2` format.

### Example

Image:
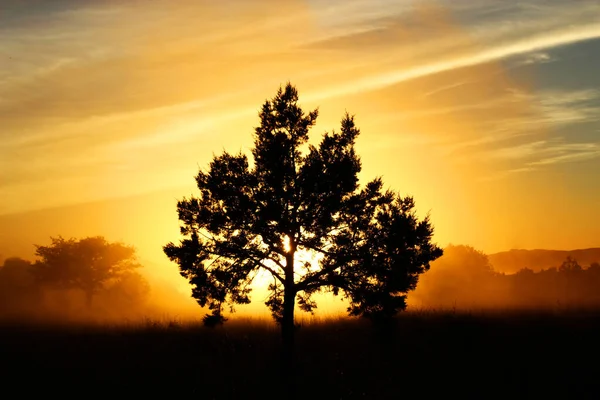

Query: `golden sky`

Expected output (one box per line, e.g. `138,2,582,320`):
2,0,600,312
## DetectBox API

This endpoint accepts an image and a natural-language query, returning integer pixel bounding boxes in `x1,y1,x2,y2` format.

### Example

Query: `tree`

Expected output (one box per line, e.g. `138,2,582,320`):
33,236,142,307
102,271,151,307
410,245,499,308
0,257,34,284
558,256,582,273
0,257,38,315
164,83,443,355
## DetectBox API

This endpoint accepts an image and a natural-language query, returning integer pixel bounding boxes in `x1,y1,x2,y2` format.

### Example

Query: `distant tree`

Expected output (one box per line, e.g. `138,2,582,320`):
516,267,535,275
558,256,582,273
410,245,501,308
0,257,37,314
0,257,35,291
1,257,33,279
33,236,142,307
164,83,443,357
103,271,151,306
436,245,495,277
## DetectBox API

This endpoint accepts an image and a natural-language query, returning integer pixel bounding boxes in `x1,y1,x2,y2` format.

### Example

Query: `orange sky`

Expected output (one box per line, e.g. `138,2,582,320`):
2,0,600,317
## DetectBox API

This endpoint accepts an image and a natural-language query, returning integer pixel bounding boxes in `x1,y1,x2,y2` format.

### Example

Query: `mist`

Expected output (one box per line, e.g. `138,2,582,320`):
409,244,600,311
4,239,600,327
0,247,199,326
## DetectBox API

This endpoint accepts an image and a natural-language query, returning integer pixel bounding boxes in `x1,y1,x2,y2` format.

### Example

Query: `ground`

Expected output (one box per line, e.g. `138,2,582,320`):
1,310,599,398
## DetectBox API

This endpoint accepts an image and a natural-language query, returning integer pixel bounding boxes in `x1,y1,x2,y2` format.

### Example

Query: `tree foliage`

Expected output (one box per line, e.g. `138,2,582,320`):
34,236,142,306
0,258,38,312
164,83,443,328
412,249,600,310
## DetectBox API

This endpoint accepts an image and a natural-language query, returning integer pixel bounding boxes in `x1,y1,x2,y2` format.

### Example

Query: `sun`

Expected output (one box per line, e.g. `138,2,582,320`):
252,235,324,290
283,235,292,253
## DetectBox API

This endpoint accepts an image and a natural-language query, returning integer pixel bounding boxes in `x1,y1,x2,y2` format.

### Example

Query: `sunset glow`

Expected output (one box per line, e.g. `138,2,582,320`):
2,0,600,319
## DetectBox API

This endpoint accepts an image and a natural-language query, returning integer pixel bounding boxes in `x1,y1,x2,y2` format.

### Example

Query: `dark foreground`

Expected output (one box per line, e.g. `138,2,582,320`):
1,310,599,398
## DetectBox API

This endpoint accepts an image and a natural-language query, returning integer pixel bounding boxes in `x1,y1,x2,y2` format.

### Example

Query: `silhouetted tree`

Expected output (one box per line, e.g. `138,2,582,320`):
558,256,582,273
164,83,443,361
101,270,151,308
33,236,142,308
0,257,38,315
0,257,33,281
411,245,502,308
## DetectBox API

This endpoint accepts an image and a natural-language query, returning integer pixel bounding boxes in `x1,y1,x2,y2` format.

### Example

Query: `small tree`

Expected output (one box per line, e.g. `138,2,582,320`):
0,257,34,285
164,83,442,356
34,236,142,307
558,256,582,273
0,257,38,315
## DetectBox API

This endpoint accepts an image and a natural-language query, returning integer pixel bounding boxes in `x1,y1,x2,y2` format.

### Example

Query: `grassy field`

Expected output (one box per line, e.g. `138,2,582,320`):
1,310,599,398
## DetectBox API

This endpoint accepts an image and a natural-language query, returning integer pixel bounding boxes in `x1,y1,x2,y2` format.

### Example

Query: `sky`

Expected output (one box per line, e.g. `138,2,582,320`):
1,0,600,300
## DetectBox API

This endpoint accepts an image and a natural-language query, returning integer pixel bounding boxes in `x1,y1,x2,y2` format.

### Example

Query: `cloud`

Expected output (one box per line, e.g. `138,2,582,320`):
2,0,600,215
435,82,600,181
488,141,550,160
514,88,600,127
527,143,600,166
482,139,600,179
420,81,472,99
3,0,599,140
539,89,600,107
307,23,600,102
479,139,600,181
457,87,600,147
518,52,555,65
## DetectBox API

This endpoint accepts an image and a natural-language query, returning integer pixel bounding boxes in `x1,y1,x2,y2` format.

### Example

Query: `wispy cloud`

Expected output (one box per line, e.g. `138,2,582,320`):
481,139,600,181
500,88,600,132
420,81,472,99
518,52,555,65
308,23,600,101
527,143,600,166
479,139,600,181
447,87,600,151
2,0,600,215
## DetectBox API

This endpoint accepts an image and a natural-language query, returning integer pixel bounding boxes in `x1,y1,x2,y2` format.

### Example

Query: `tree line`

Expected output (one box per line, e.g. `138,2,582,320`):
412,245,600,310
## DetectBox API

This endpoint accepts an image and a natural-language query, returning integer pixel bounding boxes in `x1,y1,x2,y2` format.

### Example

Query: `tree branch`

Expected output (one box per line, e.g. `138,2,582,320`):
257,262,285,285
298,242,335,257
196,231,286,285
224,250,285,285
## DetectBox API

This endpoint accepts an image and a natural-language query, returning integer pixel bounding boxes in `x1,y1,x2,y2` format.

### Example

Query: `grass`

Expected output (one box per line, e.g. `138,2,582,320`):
1,309,599,398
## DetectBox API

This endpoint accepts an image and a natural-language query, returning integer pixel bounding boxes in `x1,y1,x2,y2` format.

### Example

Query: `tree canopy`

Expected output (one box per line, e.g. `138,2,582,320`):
34,236,142,306
164,83,443,336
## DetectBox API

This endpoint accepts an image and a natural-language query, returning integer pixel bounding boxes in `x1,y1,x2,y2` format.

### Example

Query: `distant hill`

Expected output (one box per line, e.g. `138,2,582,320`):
488,248,600,274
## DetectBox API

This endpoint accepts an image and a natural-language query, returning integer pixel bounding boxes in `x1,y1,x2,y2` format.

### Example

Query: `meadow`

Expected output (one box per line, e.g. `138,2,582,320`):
2,309,599,398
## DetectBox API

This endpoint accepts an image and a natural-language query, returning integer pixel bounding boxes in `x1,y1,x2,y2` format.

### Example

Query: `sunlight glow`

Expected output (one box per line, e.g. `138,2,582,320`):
283,235,292,253
2,0,599,321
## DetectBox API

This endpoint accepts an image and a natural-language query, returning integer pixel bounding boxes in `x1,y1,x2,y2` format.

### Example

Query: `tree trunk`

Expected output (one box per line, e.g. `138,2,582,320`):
282,251,296,397
282,280,296,354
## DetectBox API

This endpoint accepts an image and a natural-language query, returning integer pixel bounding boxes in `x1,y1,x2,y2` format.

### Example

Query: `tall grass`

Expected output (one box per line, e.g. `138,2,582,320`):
1,309,599,398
